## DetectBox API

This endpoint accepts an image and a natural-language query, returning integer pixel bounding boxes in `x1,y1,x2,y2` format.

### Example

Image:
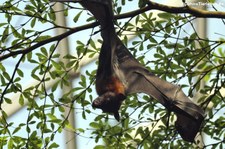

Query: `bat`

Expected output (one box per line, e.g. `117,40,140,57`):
51,0,205,142
82,0,205,142
93,32,204,142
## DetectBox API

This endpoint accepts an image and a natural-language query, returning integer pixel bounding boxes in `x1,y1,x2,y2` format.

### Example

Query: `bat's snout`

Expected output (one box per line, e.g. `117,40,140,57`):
92,98,102,108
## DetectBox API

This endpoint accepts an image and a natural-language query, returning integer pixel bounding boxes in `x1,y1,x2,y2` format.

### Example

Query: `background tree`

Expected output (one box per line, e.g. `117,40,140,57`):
0,0,224,148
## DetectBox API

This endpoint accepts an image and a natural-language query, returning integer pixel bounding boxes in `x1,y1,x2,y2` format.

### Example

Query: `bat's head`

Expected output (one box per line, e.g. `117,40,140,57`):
92,92,126,121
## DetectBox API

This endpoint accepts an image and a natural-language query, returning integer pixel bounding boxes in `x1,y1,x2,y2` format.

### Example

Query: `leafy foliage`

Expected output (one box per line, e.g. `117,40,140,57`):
0,0,224,148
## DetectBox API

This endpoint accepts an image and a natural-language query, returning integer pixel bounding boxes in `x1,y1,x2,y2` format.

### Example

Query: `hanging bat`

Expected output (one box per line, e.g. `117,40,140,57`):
50,0,204,142
93,32,205,142
81,0,205,142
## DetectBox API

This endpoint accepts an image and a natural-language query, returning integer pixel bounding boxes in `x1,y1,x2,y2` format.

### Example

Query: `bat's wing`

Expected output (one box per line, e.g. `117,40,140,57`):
113,38,204,142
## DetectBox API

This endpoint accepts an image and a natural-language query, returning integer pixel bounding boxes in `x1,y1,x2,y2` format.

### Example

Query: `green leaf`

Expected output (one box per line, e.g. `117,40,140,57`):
3,71,10,81
149,36,157,44
0,23,7,27
31,18,36,28
11,25,21,38
51,60,61,70
48,9,56,21
25,4,35,11
51,81,59,92
82,111,86,119
66,60,76,68
41,47,48,56
86,16,95,22
35,35,51,42
90,39,96,49
122,0,125,5
8,138,13,149
26,52,33,62
79,75,86,87
31,73,40,81
0,63,6,72
17,69,24,77
19,94,24,106
0,74,6,86
158,13,174,20
90,122,100,129
65,122,76,132
4,97,12,104
94,145,105,149
49,143,59,149
2,25,9,42
208,0,216,3
73,11,82,23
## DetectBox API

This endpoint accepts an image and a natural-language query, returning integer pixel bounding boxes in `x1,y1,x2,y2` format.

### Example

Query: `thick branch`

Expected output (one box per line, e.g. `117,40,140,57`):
0,22,98,61
117,1,225,19
147,1,225,18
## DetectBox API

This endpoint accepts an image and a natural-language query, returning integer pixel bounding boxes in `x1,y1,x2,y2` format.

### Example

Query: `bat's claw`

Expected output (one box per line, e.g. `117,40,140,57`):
114,111,120,121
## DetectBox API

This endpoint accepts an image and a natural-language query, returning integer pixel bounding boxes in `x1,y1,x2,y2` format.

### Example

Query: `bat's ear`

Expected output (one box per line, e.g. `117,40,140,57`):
114,111,120,121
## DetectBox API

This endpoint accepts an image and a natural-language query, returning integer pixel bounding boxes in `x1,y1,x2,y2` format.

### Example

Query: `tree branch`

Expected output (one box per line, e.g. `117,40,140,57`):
0,22,98,61
1,1,225,61
51,0,225,19
117,1,225,19
146,1,225,18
